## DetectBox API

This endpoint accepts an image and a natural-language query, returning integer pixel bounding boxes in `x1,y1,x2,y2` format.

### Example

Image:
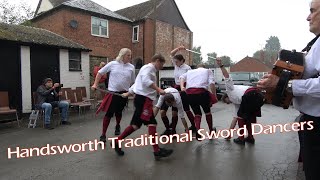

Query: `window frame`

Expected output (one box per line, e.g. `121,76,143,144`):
68,50,82,71
91,16,109,38
132,25,139,42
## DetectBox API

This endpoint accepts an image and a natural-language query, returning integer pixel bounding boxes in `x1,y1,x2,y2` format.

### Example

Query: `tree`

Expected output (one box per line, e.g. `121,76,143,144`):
191,46,203,65
220,56,233,66
253,36,281,66
0,0,34,25
206,52,217,65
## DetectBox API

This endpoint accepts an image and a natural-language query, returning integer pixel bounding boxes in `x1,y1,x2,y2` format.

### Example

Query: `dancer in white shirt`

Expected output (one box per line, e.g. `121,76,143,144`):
92,48,135,142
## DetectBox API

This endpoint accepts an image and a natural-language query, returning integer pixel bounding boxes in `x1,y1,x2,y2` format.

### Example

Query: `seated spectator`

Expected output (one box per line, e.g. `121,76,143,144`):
36,78,70,130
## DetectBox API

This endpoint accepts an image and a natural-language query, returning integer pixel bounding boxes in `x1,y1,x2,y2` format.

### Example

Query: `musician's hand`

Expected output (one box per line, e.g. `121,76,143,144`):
91,84,97,91
257,74,279,90
53,83,60,88
181,87,186,92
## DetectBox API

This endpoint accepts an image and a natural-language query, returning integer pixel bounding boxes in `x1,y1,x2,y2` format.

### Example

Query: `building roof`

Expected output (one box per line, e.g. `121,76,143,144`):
116,0,161,22
34,0,132,22
230,56,271,72
0,23,90,51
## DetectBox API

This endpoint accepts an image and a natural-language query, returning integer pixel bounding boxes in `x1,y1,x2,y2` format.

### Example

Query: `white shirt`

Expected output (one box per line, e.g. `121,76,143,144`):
129,63,157,100
292,37,320,117
225,78,250,105
155,88,185,118
179,67,215,89
98,60,135,92
172,58,191,85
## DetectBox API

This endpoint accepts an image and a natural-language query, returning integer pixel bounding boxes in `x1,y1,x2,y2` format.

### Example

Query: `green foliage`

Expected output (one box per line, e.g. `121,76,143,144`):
191,46,203,65
0,0,34,25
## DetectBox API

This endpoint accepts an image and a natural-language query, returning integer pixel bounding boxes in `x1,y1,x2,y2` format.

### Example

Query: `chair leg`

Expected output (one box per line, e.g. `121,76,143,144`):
16,112,20,127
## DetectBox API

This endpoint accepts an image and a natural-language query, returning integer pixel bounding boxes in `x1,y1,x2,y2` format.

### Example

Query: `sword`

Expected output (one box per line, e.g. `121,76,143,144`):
185,49,216,60
95,88,125,98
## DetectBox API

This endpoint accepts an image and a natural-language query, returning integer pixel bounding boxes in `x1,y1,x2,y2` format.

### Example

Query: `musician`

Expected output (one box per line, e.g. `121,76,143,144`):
179,64,218,141
217,58,264,145
115,54,174,160
170,46,196,132
92,48,135,142
258,1,320,178
36,78,70,130
153,87,189,135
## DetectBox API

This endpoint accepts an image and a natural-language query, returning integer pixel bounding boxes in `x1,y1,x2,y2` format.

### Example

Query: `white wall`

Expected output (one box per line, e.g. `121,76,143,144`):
59,49,90,98
20,46,32,113
37,0,54,15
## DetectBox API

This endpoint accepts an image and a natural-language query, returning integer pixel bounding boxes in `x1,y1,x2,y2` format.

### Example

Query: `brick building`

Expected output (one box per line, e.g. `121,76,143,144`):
32,0,193,88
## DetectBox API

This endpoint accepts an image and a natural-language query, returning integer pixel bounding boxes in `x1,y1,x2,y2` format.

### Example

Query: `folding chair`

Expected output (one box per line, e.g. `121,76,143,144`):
0,91,20,127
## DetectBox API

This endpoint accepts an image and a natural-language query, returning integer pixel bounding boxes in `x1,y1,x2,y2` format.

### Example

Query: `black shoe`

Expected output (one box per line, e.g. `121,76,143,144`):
111,142,124,156
154,148,173,160
61,121,71,125
195,131,202,141
244,137,255,144
188,126,197,133
161,129,172,136
115,125,121,136
45,124,54,130
100,135,106,143
233,138,245,145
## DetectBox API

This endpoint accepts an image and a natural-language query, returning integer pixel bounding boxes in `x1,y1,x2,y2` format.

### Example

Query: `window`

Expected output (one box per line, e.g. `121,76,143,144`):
132,25,139,42
91,17,108,37
69,51,81,71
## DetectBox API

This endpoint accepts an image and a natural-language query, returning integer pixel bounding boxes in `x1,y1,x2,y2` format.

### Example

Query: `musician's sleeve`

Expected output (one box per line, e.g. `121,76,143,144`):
292,77,320,98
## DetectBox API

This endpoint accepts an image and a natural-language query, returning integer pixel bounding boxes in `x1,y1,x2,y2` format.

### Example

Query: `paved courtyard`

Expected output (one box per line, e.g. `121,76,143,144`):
0,101,305,180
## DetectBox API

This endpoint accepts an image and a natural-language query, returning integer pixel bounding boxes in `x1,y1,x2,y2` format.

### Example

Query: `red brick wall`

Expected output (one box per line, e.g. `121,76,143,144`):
143,19,156,64
131,22,144,60
33,8,132,59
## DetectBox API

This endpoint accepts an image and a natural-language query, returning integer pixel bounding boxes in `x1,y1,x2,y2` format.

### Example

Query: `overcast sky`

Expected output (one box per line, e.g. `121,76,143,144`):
13,0,315,62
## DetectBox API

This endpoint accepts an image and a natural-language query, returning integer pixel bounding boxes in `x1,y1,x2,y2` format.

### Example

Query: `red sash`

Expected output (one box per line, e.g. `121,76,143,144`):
96,93,113,115
140,97,153,121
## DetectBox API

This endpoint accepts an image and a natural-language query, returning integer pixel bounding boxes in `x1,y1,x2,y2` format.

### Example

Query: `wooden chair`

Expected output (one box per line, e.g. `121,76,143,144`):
66,89,92,117
0,91,20,127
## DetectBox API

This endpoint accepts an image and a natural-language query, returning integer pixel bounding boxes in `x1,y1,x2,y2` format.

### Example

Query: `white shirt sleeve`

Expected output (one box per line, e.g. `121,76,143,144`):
129,83,135,94
176,101,185,118
208,69,215,84
155,95,164,108
225,78,235,91
98,61,112,74
140,68,154,87
292,78,320,98
179,72,187,81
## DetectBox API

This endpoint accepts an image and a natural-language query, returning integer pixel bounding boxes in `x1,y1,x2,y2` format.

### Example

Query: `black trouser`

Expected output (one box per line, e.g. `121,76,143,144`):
105,91,128,118
187,92,211,115
302,114,320,180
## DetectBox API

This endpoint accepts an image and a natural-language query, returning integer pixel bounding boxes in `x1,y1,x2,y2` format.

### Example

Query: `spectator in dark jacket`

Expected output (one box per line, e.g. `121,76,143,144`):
36,78,70,130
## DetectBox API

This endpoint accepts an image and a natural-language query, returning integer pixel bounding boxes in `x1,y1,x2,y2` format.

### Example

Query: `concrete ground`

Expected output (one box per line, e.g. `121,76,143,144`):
0,101,305,180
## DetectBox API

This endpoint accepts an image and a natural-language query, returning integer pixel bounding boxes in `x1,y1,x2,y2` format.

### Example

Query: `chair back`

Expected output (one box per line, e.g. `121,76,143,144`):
0,91,9,108
76,87,87,99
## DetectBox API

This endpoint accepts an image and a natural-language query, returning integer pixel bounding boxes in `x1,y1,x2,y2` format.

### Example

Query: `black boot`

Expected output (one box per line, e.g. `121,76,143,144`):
111,142,124,156
244,137,255,144
233,137,245,145
161,129,172,136
188,126,197,134
115,125,121,136
100,135,106,143
154,148,173,160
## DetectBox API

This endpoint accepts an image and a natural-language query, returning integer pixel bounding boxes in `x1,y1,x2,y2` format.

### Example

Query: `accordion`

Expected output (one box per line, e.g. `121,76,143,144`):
265,49,304,109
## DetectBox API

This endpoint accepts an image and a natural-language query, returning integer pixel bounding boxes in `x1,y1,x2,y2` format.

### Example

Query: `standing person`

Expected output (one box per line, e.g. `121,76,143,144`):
154,87,189,135
179,64,218,141
93,61,107,89
217,58,264,145
115,54,173,160
170,46,196,132
258,1,320,178
92,48,135,142
36,78,70,130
